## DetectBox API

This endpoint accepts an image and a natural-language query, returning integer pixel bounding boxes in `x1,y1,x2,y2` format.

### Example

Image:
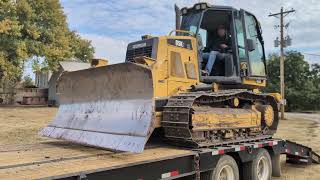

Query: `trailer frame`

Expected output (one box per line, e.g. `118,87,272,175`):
35,138,317,180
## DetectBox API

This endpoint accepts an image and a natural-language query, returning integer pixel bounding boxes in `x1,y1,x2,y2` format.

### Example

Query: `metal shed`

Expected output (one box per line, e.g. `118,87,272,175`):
48,61,91,106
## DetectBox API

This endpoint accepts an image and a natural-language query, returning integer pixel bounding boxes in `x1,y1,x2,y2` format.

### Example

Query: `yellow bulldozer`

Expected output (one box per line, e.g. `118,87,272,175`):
41,3,281,153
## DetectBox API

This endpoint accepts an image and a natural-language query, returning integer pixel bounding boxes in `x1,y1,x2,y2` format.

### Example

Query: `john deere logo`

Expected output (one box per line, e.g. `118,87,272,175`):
175,40,184,47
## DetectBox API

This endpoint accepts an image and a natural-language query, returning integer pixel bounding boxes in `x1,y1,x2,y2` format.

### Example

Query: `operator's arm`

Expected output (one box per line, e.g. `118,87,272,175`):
219,37,231,50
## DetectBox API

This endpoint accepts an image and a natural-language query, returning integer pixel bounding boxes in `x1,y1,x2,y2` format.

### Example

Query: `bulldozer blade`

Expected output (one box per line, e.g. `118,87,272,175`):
40,63,155,153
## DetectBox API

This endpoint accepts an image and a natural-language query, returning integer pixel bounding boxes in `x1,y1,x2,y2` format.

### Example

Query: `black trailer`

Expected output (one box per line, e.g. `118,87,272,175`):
0,138,318,180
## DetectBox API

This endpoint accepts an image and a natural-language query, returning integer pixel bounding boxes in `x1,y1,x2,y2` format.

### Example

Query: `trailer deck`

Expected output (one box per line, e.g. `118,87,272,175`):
1,139,319,180
0,141,195,179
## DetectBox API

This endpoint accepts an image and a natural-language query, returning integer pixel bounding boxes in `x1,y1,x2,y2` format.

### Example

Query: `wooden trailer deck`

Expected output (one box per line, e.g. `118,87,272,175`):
0,141,194,179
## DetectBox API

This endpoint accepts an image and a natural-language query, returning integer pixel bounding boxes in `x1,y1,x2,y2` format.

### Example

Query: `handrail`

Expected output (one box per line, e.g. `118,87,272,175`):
168,30,195,36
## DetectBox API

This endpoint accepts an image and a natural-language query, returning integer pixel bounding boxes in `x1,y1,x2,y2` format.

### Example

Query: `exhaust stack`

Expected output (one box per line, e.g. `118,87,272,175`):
175,4,181,30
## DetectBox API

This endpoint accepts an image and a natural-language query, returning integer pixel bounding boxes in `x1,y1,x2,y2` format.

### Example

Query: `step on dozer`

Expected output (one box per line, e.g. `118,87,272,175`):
40,63,156,153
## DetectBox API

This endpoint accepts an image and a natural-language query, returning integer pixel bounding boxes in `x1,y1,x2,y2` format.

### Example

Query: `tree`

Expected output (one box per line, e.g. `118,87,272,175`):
310,64,320,88
265,51,320,111
22,75,34,87
0,0,94,89
0,0,25,89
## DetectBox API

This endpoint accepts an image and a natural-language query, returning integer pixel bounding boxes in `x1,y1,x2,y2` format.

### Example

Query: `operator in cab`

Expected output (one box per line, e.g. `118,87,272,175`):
203,25,233,76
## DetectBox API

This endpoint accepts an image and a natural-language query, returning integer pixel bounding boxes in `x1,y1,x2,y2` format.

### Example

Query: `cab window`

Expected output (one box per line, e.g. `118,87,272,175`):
245,13,266,76
235,17,246,61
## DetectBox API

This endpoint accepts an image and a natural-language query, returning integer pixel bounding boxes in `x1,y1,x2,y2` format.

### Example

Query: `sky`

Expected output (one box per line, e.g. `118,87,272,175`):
25,0,320,78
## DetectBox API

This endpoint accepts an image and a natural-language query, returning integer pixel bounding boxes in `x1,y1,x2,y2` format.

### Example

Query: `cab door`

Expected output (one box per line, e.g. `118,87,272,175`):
235,10,249,77
240,9,267,78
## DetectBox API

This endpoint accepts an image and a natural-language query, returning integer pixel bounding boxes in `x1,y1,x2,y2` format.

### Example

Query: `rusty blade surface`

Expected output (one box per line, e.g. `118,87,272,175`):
40,63,155,153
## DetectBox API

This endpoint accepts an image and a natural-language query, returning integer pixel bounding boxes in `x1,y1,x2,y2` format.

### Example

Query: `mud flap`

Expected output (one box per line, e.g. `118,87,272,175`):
40,63,155,153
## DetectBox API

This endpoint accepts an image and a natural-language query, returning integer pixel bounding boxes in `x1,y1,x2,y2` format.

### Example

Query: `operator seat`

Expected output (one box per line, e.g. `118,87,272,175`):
201,50,235,77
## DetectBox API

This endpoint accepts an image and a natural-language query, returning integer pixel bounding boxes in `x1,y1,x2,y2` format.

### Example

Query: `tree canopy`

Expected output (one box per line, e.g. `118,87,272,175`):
265,51,320,111
0,0,94,88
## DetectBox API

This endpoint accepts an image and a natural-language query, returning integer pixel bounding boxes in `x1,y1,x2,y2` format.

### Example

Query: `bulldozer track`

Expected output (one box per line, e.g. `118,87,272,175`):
162,89,279,148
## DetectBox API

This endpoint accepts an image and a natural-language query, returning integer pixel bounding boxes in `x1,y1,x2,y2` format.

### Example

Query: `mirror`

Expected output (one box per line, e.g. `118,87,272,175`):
247,39,256,51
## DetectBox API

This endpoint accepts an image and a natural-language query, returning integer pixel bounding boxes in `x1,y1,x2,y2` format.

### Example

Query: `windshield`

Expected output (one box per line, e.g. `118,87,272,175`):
180,11,202,35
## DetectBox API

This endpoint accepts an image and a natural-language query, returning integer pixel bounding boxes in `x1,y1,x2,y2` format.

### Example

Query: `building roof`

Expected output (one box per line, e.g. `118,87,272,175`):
59,61,91,72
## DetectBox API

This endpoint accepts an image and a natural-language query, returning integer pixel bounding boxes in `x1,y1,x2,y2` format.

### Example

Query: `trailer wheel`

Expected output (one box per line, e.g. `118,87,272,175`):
243,149,272,180
210,155,239,180
271,154,281,177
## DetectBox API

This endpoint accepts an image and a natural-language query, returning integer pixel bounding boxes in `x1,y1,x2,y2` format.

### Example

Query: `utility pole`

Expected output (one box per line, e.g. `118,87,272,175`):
269,7,295,120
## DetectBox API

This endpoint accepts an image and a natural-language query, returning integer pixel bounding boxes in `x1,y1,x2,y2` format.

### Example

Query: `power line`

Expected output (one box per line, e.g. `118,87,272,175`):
303,53,320,57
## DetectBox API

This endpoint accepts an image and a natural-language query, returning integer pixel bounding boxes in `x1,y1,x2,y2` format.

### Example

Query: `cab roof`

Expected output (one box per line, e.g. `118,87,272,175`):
181,2,237,15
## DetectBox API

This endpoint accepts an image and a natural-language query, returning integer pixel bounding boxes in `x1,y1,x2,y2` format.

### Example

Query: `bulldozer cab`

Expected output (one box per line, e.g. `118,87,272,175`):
180,3,267,88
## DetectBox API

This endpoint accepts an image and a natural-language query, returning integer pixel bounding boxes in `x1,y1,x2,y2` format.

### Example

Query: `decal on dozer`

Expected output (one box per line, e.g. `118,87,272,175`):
40,63,155,153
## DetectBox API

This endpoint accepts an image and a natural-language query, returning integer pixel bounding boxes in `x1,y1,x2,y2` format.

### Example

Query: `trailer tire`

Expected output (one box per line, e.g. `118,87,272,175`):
271,154,281,177
210,155,239,180
243,149,272,180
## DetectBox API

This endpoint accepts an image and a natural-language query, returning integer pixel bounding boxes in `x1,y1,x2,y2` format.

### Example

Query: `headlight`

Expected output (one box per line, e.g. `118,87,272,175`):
182,8,188,15
201,3,207,9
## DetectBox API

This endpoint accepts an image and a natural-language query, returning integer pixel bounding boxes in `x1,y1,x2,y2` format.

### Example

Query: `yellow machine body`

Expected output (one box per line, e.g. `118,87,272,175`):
133,35,268,130
145,36,200,98
191,106,261,132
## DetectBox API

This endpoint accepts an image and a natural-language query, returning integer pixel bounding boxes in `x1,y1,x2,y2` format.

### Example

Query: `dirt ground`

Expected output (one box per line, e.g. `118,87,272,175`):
0,107,319,179
0,107,57,145
274,113,320,180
